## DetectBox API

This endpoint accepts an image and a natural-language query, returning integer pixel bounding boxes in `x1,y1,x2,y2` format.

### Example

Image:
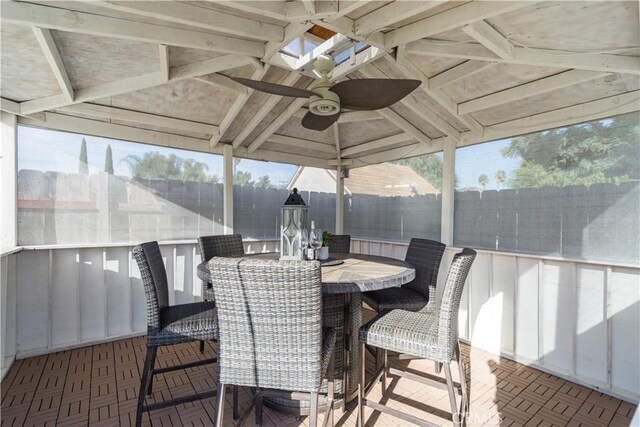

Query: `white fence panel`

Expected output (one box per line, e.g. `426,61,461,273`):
51,249,80,346
515,258,539,361
1,252,18,380
105,247,131,336
18,250,49,351
541,261,574,374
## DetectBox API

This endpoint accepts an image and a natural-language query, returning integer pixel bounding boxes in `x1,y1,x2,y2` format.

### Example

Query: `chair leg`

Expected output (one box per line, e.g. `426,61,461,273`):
136,347,155,427
435,361,443,374
214,382,226,427
232,385,239,420
381,349,388,396
309,392,318,427
444,363,460,427
199,340,205,353
255,389,263,426
323,353,335,427
357,342,366,427
145,347,157,396
457,344,469,417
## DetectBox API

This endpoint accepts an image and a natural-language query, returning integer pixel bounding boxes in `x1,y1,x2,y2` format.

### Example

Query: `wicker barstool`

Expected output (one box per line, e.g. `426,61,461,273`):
328,234,351,255
208,257,337,427
357,248,476,427
362,238,446,312
132,241,219,427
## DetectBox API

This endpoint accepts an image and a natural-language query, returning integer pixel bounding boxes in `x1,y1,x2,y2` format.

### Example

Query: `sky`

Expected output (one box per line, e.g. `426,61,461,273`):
17,125,521,191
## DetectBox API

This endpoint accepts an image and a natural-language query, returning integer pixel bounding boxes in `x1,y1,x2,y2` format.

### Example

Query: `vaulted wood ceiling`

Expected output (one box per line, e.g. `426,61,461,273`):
1,1,638,169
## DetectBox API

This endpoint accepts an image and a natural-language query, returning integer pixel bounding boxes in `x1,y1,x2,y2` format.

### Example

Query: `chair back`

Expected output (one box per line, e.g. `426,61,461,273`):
437,248,476,359
209,257,323,392
404,238,446,300
132,241,170,334
198,234,244,262
328,234,351,254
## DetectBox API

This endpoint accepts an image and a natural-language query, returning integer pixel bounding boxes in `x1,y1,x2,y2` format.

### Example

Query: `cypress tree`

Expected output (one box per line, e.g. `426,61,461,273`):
79,138,88,174
104,144,114,174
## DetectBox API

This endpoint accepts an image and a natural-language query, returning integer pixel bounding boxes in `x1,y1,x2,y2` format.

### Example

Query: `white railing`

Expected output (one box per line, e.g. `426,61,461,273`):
1,238,638,403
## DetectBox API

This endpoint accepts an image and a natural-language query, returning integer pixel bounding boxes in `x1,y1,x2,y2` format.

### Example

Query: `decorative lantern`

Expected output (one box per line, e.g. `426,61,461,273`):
280,188,308,260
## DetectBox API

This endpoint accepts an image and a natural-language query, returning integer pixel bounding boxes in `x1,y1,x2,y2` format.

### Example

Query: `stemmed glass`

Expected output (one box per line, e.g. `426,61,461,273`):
309,228,323,260
296,229,309,260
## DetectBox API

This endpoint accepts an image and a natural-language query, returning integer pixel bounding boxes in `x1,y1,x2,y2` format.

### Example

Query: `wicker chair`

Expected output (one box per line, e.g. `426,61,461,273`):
357,248,476,427
362,238,446,312
132,241,219,427
328,234,351,255
208,257,337,427
197,234,245,301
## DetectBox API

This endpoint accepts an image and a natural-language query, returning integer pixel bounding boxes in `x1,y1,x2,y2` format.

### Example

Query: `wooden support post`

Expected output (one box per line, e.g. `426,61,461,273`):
0,112,17,250
335,165,345,235
441,138,455,245
223,144,234,235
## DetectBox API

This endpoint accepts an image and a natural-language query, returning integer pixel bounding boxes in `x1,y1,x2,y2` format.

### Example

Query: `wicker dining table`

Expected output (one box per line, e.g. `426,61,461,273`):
196,252,415,414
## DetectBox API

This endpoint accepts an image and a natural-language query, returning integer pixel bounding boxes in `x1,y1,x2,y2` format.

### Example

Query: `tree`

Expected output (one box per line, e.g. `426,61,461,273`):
233,170,252,187
502,113,640,188
104,144,114,174
122,151,212,182
495,170,507,190
79,138,88,174
478,173,489,190
255,175,273,189
393,154,444,191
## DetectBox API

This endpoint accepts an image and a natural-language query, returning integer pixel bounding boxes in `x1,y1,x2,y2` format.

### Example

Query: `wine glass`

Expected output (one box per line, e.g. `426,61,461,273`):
309,228,323,260
297,229,309,260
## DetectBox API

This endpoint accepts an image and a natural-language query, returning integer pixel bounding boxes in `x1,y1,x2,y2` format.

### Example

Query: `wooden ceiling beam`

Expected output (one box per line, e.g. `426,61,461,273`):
407,40,640,75
462,20,515,60
195,75,247,94
375,107,431,146
0,98,45,122
355,1,449,37
210,65,270,148
458,69,611,115
429,61,494,90
384,1,528,48
93,1,283,42
2,1,264,57
31,27,74,103
341,133,415,158
158,45,169,82
247,97,309,153
20,55,252,115
268,134,336,155
203,1,287,21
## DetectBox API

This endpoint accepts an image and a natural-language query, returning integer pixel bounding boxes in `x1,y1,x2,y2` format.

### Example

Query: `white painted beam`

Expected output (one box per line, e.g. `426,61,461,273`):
440,138,455,245
331,46,387,80
232,72,303,149
407,40,640,75
31,27,74,103
210,66,270,148
2,1,264,57
204,1,286,21
462,20,514,60
338,111,384,123
0,98,45,122
335,164,344,234
264,22,313,61
268,134,336,155
332,122,341,158
21,55,252,115
341,133,414,158
313,16,385,50
95,1,283,42
55,103,219,136
335,1,371,19
341,136,446,167
223,144,233,235
296,34,351,71
429,61,494,90
0,112,17,251
376,107,432,146
458,70,611,115
384,1,528,48
355,1,448,37
247,98,310,153
194,75,247,94
387,56,485,135
158,45,169,82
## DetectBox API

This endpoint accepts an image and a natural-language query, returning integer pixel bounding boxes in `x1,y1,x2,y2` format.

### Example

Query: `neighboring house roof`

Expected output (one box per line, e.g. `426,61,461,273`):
288,164,439,196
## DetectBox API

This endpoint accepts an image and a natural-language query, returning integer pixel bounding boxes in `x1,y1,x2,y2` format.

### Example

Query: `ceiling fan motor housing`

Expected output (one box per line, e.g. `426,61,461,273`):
309,86,340,116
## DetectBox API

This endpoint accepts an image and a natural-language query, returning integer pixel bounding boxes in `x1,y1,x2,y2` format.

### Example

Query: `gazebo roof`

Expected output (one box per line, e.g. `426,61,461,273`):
1,0,638,168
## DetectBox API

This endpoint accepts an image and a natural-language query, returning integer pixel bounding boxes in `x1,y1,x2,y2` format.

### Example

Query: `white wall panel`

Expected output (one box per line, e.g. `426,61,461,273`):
541,261,574,373
51,249,80,346
175,245,195,304
575,265,607,384
515,258,539,361
105,248,132,336
610,267,640,397
18,250,49,350
79,248,107,341
492,255,515,354
469,253,500,353
1,253,18,380
130,249,147,333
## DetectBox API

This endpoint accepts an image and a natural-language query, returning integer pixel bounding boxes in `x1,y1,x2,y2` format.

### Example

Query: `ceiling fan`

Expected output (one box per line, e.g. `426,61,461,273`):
228,55,421,131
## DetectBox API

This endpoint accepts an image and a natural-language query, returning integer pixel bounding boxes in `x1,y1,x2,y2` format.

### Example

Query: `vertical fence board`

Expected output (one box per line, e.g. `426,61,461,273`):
515,258,539,361
18,250,49,350
105,247,132,336
51,249,80,346
541,261,574,373
79,248,106,341
492,255,515,354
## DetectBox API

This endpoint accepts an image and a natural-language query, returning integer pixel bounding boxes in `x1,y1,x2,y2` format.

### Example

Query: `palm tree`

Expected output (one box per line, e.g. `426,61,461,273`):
495,170,507,190
478,173,489,190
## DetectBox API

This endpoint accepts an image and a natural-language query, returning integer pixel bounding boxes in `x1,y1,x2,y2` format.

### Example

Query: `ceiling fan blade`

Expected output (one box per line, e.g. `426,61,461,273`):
331,79,421,110
301,111,340,131
228,77,318,98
